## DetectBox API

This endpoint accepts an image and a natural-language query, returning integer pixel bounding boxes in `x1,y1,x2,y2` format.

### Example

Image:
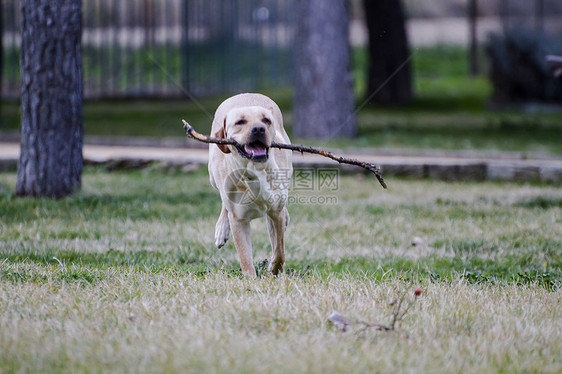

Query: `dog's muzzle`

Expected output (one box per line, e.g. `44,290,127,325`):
235,140,269,162
235,125,270,162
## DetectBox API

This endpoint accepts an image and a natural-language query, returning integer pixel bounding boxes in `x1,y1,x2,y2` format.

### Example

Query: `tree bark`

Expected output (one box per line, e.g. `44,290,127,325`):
363,0,412,105
293,0,356,139
17,0,84,198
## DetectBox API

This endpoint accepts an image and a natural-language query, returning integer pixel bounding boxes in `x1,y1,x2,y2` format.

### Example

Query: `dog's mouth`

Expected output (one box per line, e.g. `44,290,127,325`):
235,140,269,162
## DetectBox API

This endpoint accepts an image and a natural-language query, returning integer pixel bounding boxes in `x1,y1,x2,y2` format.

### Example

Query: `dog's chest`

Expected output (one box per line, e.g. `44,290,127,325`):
224,167,287,220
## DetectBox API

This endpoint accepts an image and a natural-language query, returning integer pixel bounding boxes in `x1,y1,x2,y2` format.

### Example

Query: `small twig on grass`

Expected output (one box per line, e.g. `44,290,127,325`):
328,288,423,336
182,120,387,189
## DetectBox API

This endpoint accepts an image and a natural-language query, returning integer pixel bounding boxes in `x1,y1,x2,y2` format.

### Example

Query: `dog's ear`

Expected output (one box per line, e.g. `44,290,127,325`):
213,119,231,154
268,107,276,124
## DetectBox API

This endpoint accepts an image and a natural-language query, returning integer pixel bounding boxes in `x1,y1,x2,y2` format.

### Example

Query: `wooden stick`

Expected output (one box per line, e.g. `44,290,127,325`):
182,120,387,189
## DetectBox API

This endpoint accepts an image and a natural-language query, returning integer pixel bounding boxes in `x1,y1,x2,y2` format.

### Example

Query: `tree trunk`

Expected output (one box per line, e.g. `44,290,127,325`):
468,0,479,76
293,0,356,139
17,0,84,198
363,0,412,105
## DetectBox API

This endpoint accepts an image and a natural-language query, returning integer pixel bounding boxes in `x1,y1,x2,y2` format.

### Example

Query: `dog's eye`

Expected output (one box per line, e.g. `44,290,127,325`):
261,117,272,125
235,119,247,126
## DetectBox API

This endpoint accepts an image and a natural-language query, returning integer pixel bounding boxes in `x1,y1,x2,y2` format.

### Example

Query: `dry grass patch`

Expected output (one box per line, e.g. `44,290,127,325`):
1,167,561,372
1,269,561,373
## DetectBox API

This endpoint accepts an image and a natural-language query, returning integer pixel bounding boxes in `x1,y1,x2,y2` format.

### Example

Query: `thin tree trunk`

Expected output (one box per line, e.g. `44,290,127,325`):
468,0,479,76
17,0,83,198
363,0,412,105
293,0,356,139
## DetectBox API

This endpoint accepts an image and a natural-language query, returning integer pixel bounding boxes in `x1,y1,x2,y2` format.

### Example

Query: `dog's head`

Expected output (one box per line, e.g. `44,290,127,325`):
214,106,276,163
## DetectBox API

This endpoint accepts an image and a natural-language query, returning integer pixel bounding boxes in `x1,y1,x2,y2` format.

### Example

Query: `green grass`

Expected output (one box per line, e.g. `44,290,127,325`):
1,167,561,286
344,45,562,154
1,167,562,372
3,41,292,96
2,45,562,155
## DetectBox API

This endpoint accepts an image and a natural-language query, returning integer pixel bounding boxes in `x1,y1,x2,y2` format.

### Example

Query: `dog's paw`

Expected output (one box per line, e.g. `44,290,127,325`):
268,260,284,276
215,210,230,248
215,232,229,248
215,225,230,248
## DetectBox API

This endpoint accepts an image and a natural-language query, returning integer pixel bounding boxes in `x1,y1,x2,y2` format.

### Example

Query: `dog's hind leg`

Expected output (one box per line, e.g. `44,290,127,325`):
215,206,230,248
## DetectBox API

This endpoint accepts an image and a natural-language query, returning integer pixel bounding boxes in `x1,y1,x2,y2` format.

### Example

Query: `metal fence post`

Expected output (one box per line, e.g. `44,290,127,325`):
468,0,479,76
500,0,509,33
181,0,189,97
535,0,544,34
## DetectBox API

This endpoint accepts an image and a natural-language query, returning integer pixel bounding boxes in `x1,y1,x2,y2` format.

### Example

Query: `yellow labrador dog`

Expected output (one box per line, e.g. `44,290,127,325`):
208,93,292,277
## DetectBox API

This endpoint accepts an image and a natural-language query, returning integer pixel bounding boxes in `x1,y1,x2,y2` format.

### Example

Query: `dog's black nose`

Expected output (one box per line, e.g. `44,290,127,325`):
251,125,266,135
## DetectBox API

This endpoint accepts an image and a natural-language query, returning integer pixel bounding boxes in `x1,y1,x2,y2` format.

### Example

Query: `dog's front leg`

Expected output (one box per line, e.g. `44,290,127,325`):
215,205,230,248
228,212,256,277
266,207,289,275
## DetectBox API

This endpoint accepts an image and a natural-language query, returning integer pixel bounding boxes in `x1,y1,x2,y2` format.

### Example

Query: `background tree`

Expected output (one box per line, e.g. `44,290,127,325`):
17,0,84,198
293,0,356,139
363,0,412,105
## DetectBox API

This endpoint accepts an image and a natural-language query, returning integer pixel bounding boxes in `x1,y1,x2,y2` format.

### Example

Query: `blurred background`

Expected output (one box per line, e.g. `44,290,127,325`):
1,0,561,154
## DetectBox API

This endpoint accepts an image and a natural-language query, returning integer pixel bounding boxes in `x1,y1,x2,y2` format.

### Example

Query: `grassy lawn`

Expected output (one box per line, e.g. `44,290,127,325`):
1,167,561,372
1,45,561,371
2,46,562,155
